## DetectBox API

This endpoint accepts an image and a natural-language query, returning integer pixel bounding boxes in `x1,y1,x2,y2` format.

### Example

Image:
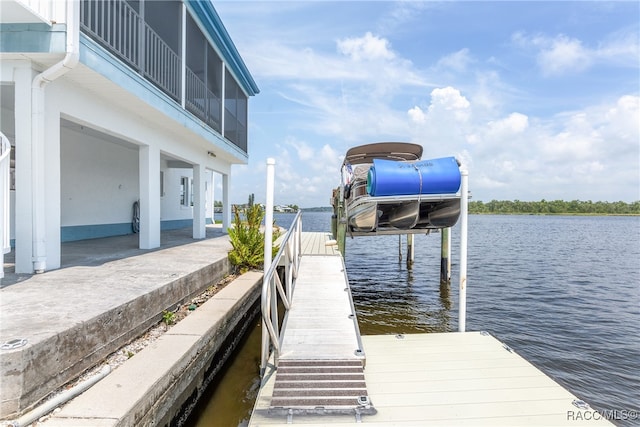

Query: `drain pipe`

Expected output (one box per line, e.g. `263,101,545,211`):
30,0,80,273
6,365,111,427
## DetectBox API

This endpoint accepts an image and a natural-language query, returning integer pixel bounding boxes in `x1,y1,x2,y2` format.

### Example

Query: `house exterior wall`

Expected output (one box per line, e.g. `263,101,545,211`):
1,0,258,274
60,126,140,233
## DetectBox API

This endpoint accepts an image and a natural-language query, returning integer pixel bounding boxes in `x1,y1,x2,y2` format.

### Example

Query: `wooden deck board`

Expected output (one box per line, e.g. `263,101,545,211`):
300,232,340,256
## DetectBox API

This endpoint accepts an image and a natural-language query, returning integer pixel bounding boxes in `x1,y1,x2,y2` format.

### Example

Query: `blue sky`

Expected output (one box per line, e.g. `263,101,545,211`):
214,1,639,208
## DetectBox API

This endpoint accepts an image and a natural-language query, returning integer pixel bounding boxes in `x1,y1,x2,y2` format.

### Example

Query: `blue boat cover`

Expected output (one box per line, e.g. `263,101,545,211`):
366,157,461,196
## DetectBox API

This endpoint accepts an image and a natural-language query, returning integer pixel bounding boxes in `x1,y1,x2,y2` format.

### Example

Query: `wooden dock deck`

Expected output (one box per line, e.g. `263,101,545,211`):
249,232,612,425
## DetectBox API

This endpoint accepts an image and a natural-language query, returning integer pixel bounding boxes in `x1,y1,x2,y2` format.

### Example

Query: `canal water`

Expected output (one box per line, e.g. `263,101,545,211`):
188,212,639,426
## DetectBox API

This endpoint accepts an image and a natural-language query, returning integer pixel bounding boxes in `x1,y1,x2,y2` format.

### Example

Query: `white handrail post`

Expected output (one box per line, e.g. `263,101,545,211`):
264,158,275,282
458,170,469,332
265,158,277,360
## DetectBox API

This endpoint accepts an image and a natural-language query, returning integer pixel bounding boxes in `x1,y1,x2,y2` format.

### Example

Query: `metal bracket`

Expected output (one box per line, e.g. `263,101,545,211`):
572,399,591,410
1,338,28,350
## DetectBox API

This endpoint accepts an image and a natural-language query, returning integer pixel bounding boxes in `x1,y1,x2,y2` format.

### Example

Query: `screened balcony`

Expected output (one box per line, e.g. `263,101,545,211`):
79,0,248,153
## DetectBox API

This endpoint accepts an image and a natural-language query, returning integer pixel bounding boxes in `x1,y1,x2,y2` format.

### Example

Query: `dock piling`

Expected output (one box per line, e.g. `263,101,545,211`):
440,228,450,284
406,234,414,269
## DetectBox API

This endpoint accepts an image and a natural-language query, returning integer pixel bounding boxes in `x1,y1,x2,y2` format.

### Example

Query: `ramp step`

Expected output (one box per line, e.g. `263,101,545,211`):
269,359,376,416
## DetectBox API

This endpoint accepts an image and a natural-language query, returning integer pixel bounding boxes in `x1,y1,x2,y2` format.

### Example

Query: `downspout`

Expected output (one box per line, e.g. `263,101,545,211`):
30,0,79,273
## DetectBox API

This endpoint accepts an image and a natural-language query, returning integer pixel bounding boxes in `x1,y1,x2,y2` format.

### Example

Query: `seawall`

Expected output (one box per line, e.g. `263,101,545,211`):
37,271,262,426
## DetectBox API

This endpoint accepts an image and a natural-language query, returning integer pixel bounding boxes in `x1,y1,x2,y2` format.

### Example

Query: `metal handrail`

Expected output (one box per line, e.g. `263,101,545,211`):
260,211,302,375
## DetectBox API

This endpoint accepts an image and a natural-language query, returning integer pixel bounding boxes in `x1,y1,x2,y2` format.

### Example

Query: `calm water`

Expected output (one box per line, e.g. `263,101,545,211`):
189,212,640,426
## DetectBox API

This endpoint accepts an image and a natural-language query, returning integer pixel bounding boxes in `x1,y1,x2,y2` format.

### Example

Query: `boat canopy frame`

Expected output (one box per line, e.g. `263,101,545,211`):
342,142,423,166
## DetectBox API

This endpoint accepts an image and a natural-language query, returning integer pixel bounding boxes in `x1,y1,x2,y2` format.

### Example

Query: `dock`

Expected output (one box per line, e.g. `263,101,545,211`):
250,226,612,425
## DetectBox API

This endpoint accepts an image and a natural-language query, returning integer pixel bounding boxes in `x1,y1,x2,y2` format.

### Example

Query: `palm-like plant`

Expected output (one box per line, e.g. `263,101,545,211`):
227,204,280,273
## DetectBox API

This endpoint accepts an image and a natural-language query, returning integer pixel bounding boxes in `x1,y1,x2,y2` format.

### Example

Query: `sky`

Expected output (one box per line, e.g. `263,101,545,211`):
214,1,639,208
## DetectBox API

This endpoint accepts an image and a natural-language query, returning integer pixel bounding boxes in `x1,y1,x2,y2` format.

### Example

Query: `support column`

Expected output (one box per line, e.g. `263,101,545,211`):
139,145,160,249
31,83,46,273
14,65,33,273
192,164,206,239
207,170,214,224
222,173,231,231
43,105,61,269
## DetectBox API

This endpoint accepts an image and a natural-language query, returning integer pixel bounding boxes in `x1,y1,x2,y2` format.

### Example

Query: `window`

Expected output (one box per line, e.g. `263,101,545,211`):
180,176,190,207
224,69,248,151
185,13,222,132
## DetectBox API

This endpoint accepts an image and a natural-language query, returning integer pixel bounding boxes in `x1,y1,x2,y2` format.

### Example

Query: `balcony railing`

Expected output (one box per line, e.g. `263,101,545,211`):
80,0,141,70
185,68,221,133
143,25,180,101
79,0,246,154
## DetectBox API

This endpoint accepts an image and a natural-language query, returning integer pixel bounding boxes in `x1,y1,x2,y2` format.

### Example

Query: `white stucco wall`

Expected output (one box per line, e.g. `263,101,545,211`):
160,167,214,222
60,126,139,226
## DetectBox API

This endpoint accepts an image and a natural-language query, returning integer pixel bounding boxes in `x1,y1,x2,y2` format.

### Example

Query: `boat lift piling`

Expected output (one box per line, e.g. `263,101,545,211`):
440,227,450,284
406,234,414,269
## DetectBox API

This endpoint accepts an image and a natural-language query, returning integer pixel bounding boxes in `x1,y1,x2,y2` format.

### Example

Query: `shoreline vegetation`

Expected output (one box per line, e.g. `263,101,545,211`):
300,200,640,216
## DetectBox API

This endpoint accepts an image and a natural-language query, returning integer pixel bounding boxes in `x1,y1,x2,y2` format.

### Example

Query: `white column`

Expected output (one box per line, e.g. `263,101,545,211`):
44,103,61,269
192,164,206,239
139,145,160,249
31,83,47,273
207,169,214,224
222,173,231,231
14,65,34,273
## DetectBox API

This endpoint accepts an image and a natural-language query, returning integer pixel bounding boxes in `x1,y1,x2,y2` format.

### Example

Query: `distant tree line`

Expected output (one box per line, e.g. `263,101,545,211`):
469,199,640,215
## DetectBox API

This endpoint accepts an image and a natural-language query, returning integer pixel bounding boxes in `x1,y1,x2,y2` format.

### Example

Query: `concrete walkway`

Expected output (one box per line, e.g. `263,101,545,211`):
0,225,240,422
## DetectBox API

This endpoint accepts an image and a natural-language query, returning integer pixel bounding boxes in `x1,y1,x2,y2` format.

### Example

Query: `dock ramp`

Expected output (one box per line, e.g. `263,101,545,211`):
256,226,375,421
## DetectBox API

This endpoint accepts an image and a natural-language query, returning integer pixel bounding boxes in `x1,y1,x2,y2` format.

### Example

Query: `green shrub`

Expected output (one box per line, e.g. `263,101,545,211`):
162,310,176,325
227,205,280,274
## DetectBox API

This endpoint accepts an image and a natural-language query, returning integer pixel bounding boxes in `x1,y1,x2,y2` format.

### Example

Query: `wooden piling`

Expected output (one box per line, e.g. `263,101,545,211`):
406,234,414,269
440,228,450,284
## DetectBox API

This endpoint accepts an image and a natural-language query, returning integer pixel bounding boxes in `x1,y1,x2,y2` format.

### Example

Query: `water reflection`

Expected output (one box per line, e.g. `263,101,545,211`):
188,318,262,427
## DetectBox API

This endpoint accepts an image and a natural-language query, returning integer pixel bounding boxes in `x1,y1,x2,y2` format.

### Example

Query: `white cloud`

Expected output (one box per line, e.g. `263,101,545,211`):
405,85,639,201
512,31,640,76
408,86,472,126
286,137,314,161
538,35,592,76
486,112,529,136
337,32,395,61
436,48,473,72
429,86,471,113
